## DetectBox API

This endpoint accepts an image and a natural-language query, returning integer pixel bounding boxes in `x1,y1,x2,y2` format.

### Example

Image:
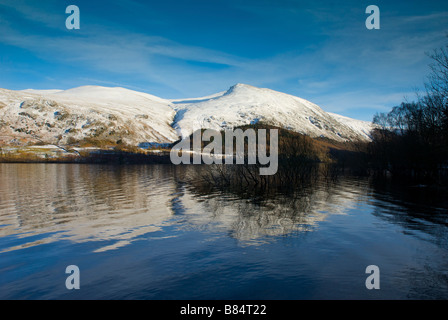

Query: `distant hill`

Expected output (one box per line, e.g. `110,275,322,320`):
0,84,374,149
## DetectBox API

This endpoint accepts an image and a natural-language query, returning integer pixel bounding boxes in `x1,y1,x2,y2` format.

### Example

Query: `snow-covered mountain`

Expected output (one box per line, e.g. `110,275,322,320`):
0,86,178,146
171,83,374,141
0,84,374,147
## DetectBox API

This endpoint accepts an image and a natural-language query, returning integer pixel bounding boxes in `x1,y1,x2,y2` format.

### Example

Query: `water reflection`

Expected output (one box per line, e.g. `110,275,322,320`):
0,163,363,252
1,164,448,299
178,175,365,245
0,164,179,253
369,178,448,248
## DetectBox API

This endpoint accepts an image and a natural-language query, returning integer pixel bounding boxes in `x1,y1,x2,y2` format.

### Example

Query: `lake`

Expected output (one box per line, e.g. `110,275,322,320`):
0,163,447,300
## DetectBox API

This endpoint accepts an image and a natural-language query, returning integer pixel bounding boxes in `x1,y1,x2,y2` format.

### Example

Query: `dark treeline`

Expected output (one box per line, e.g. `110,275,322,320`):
369,40,448,184
195,125,339,193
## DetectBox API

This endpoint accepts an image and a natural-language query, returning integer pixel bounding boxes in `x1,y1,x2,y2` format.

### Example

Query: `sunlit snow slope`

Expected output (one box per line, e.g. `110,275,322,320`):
0,84,374,147
171,84,374,142
0,86,178,146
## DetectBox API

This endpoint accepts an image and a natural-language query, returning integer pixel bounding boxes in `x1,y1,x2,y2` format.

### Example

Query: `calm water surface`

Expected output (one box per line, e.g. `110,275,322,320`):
0,163,447,299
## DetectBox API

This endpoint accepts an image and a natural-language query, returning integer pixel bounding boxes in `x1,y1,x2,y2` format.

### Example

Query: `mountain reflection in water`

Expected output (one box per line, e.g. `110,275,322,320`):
0,163,447,300
0,164,355,251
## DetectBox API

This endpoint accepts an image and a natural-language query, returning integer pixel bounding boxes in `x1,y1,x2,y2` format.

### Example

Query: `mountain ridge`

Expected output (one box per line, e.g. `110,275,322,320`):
170,83,374,141
0,84,374,148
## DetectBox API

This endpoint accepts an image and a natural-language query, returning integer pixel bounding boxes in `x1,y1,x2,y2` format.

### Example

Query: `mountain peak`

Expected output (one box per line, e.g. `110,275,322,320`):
172,84,374,141
232,83,253,88
0,84,374,148
226,83,258,94
53,85,169,104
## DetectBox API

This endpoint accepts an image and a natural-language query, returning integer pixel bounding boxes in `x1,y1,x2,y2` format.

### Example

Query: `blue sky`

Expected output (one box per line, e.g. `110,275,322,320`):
0,0,447,121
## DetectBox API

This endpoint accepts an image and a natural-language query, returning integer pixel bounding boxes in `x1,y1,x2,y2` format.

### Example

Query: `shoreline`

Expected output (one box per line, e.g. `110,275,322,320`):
0,146,173,164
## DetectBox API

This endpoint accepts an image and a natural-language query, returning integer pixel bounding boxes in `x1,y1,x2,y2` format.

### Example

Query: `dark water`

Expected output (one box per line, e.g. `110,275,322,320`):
0,163,447,300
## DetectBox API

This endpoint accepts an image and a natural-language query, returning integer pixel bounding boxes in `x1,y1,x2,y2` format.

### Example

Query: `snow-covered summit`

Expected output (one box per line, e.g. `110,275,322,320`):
53,85,169,105
171,83,374,141
0,84,374,147
0,86,178,146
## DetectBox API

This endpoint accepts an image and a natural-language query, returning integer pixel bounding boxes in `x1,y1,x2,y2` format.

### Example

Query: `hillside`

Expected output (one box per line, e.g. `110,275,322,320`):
0,86,178,148
171,84,374,142
0,84,374,157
